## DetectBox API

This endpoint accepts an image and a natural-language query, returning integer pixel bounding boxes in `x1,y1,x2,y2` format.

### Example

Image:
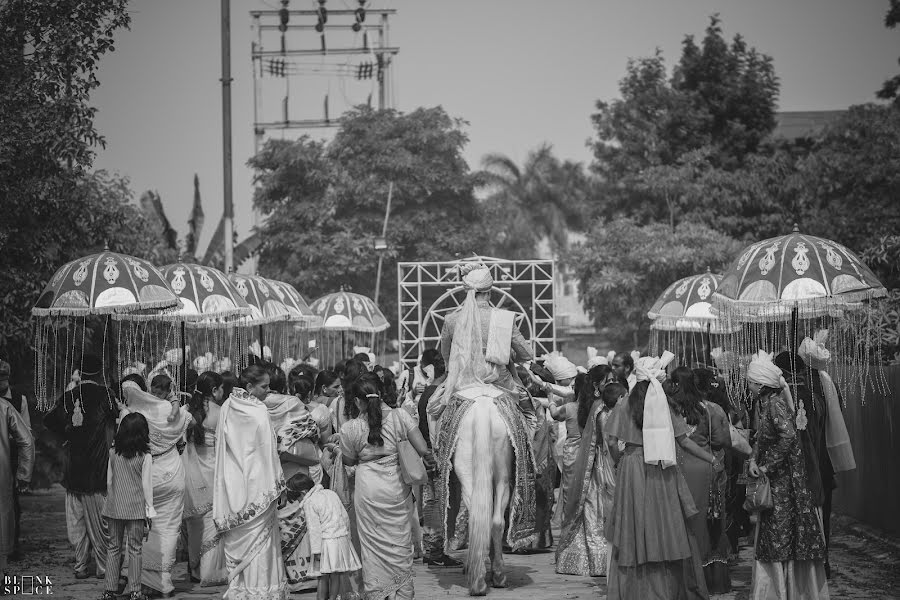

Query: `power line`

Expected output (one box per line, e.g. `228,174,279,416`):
252,0,397,133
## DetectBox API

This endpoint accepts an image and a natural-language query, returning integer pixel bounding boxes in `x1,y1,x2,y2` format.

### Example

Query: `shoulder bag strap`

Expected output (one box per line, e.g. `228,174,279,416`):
392,408,408,443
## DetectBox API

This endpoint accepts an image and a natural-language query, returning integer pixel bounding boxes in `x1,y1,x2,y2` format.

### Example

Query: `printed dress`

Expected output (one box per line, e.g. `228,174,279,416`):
555,401,615,576
752,393,829,600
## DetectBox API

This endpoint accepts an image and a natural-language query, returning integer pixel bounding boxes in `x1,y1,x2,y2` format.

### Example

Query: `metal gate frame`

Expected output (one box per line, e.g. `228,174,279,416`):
397,255,556,368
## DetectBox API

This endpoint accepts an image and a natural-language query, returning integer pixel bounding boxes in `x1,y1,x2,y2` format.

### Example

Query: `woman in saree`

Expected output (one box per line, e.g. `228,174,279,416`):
667,366,733,594
555,366,621,576
213,364,286,600
516,365,557,550
605,353,715,600
327,359,367,555
263,369,321,483
314,370,341,409
121,375,192,598
263,369,322,592
276,407,321,592
330,359,367,436
341,372,433,600
529,356,579,516
182,371,227,586
289,373,333,451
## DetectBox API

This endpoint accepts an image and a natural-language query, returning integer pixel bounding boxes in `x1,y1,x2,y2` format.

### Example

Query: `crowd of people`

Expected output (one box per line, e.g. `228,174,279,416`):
0,280,851,600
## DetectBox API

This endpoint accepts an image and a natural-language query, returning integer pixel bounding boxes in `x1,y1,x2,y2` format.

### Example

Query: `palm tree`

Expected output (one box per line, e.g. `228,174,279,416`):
479,144,589,258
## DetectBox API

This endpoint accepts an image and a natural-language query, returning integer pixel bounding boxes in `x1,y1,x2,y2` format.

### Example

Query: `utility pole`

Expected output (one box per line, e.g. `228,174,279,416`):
221,0,234,274
373,181,394,307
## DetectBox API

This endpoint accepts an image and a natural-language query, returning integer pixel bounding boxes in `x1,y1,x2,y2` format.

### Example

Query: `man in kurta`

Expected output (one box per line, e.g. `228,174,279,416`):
0,364,34,587
439,266,534,420
44,354,118,580
0,360,30,562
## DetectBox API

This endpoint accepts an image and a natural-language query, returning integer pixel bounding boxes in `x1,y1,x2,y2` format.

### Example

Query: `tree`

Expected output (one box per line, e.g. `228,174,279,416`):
862,235,900,364
590,15,779,195
877,0,900,106
249,106,487,332
478,144,592,258
565,218,743,349
672,16,779,165
0,0,131,372
793,104,900,254
644,142,803,242
591,51,709,185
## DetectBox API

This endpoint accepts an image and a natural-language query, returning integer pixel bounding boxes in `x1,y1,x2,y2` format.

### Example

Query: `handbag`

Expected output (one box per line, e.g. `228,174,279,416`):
393,410,428,486
729,423,752,457
704,404,725,522
329,452,351,507
743,473,773,513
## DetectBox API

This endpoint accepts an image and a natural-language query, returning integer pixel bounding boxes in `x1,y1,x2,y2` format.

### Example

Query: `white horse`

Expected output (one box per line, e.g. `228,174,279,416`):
452,387,515,596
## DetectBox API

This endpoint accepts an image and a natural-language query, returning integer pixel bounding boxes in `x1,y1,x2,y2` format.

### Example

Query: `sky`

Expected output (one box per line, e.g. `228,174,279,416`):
92,0,898,258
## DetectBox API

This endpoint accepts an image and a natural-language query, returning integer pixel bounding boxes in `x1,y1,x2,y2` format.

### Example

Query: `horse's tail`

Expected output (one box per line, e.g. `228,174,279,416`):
467,397,493,587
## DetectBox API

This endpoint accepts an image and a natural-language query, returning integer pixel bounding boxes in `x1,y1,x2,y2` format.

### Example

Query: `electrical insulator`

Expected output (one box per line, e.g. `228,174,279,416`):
352,21,361,32
355,7,365,22
279,0,289,32
316,5,327,26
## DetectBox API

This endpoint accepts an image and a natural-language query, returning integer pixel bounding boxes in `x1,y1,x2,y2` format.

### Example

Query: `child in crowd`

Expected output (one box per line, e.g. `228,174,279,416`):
150,374,182,423
288,473,363,600
99,413,156,600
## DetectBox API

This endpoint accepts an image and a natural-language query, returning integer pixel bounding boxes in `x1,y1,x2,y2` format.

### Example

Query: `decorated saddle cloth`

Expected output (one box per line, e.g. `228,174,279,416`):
436,385,537,552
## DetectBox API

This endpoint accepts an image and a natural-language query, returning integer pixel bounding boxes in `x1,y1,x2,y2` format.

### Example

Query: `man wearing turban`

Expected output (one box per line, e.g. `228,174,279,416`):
439,263,534,418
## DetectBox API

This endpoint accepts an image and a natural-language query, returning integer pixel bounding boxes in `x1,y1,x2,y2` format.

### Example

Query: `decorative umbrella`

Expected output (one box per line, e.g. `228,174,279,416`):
712,224,888,404
126,262,255,386
649,269,739,333
265,278,324,366
266,279,321,326
647,268,739,364
713,225,886,321
228,274,293,325
310,291,390,366
161,262,251,323
310,290,389,333
228,273,318,367
32,248,182,410
32,249,179,316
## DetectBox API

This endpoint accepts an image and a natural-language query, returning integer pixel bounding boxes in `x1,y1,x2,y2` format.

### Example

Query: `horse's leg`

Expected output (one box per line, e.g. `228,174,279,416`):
453,422,474,577
454,400,491,596
489,409,513,588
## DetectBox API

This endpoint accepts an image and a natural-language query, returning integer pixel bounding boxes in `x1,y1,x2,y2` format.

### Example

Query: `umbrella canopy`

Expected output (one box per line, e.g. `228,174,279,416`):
713,225,887,322
310,291,389,333
266,279,322,327
32,249,179,317
648,269,738,333
228,273,293,325
159,262,251,324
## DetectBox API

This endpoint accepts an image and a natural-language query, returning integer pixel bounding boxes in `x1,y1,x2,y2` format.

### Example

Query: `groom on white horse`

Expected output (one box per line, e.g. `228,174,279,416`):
428,262,538,595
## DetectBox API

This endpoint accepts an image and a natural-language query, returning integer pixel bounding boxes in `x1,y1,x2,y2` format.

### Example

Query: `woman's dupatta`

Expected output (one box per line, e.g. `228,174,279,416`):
264,393,307,434
122,381,191,454
562,400,604,525
213,389,286,535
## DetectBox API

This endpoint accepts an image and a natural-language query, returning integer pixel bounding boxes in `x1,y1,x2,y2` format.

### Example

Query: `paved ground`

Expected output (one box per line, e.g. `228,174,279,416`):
9,485,900,599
